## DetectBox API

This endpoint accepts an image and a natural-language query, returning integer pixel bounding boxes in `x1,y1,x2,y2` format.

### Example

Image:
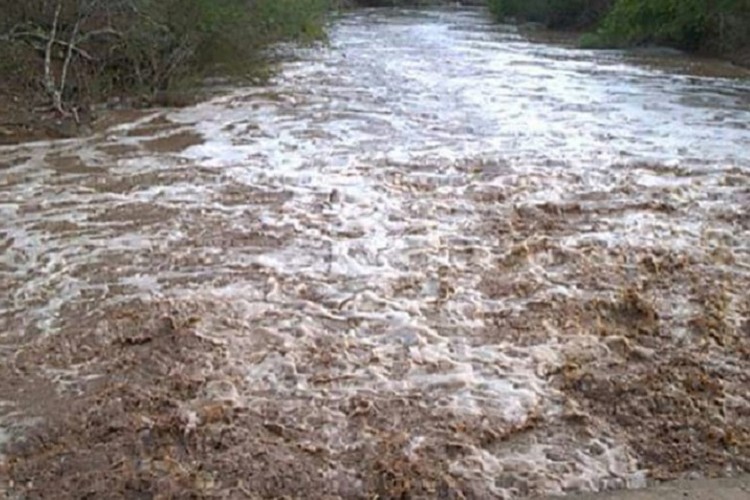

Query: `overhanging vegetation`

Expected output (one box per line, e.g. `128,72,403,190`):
486,0,750,61
0,0,330,117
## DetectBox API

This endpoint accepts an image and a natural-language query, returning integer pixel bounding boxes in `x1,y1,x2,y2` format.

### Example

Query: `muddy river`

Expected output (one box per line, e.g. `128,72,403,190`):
1,7,749,499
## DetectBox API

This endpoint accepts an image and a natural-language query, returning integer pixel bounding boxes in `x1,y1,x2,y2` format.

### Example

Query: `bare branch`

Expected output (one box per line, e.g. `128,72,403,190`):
44,0,63,106
78,27,123,42
59,17,82,112
5,31,94,61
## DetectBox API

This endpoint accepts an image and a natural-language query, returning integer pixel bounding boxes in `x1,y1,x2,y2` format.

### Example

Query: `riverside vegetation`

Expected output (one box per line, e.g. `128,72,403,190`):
1,0,748,140
487,0,750,63
0,0,330,140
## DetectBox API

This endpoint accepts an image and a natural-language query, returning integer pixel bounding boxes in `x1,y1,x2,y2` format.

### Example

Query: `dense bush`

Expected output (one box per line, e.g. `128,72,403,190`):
487,0,750,60
346,0,448,5
487,0,614,29
589,0,750,53
0,0,330,112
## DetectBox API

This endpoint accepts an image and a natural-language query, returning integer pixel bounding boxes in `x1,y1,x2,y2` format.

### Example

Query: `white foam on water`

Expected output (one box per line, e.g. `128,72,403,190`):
1,6,749,497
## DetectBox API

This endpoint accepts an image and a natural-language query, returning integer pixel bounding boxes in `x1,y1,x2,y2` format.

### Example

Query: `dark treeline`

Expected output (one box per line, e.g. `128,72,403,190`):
487,0,614,29
488,0,750,63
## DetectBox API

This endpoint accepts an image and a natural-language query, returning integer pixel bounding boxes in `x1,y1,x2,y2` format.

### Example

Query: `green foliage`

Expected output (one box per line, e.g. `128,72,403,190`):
487,0,547,23
595,0,750,52
578,31,611,48
117,0,329,91
252,0,330,41
347,0,445,5
0,0,330,106
486,0,750,56
487,0,614,29
597,0,708,50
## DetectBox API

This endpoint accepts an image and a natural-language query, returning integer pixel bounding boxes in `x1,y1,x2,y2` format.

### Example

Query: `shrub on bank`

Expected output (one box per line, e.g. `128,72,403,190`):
0,0,330,112
487,0,614,29
591,0,750,53
487,0,750,61
345,0,453,6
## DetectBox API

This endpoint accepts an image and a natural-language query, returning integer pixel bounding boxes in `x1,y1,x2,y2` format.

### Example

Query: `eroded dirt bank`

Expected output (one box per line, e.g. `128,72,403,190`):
1,7,749,499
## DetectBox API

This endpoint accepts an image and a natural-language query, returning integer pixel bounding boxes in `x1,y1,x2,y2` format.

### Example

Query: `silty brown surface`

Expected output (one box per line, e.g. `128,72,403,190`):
1,7,749,499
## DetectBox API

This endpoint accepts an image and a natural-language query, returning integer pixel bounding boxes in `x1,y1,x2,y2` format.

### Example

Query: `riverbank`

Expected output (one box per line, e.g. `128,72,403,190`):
2,6,749,499
488,0,750,70
4,11,749,148
0,0,328,146
0,86,216,146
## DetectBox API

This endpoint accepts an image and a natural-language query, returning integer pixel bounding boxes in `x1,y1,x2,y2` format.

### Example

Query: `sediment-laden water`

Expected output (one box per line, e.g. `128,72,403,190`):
1,7,749,499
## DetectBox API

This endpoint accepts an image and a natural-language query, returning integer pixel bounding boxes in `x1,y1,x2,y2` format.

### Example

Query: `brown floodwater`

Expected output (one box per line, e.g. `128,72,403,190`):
1,7,749,499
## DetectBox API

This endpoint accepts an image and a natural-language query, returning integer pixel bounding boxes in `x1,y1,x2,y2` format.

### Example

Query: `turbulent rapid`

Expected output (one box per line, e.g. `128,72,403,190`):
1,7,749,499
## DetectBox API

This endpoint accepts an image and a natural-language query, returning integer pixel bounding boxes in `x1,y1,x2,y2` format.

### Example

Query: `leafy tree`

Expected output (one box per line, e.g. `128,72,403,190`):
487,0,614,29
588,0,750,52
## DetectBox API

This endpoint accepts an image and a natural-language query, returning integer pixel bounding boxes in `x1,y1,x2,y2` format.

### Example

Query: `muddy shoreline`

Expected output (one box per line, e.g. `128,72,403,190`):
0,89,209,147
